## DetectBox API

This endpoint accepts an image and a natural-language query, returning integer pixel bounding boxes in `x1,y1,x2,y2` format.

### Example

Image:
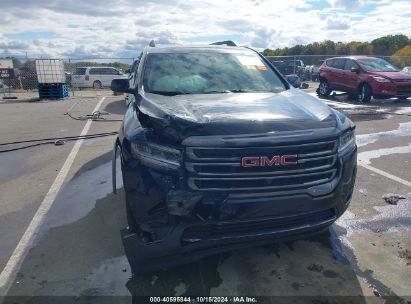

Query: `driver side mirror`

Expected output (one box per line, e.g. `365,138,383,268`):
111,79,133,94
351,67,360,74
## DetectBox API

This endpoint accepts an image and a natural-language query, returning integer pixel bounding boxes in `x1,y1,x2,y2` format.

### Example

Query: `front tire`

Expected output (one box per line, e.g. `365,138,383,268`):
93,80,102,89
318,79,331,97
358,83,372,103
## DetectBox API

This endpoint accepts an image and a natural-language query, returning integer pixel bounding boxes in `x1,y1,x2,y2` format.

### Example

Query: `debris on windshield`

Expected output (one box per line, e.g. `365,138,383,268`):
382,193,406,205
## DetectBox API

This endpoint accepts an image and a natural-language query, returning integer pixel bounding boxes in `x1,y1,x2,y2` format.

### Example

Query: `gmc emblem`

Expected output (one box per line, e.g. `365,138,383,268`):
241,155,298,167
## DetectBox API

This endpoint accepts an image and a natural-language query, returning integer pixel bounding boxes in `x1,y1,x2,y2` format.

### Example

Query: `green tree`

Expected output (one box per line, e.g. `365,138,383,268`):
390,45,411,68
335,42,348,55
322,40,336,55
261,34,410,58
371,34,409,56
262,49,274,56
348,41,373,55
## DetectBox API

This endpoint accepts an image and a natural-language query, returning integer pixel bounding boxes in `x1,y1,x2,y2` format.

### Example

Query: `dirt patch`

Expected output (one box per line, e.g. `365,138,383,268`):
398,249,411,266
307,264,324,272
322,270,339,278
382,193,406,205
345,113,389,122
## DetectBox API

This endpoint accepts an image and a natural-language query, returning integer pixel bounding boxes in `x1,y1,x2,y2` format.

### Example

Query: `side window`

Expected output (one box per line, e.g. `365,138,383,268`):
326,59,335,68
326,59,345,69
109,68,119,75
344,60,359,71
89,68,102,75
333,59,345,70
73,67,87,75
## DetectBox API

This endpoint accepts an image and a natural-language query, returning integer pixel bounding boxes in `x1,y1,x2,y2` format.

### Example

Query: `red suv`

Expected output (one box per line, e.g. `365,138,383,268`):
318,56,411,102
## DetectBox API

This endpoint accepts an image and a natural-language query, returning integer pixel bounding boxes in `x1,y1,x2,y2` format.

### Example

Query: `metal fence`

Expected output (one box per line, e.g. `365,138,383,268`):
0,58,134,97
1,55,411,97
265,55,411,82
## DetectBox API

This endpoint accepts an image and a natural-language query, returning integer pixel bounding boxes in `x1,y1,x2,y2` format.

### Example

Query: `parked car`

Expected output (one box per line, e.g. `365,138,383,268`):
285,74,301,88
2,67,38,90
318,56,411,102
402,66,411,75
267,59,304,76
111,41,357,273
71,66,128,89
310,64,320,81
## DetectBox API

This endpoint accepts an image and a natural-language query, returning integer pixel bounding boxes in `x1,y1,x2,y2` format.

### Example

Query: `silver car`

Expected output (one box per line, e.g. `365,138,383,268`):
71,66,128,89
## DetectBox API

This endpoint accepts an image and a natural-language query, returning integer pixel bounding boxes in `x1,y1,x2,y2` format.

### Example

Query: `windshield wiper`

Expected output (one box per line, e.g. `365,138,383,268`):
148,90,190,96
203,89,256,93
202,90,232,94
229,89,254,93
229,89,274,93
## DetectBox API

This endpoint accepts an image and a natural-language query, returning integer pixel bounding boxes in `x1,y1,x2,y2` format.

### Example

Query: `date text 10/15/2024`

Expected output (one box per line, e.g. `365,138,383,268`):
149,296,258,303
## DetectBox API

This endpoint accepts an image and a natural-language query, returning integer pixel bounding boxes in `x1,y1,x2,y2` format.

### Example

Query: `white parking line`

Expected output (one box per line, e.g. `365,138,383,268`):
0,96,107,296
359,163,411,188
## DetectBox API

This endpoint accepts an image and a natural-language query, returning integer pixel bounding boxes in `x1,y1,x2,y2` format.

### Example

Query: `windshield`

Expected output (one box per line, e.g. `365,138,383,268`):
143,52,286,95
357,58,399,72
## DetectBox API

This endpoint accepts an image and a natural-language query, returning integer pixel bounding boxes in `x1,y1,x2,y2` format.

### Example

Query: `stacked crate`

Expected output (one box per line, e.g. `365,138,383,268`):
35,59,68,99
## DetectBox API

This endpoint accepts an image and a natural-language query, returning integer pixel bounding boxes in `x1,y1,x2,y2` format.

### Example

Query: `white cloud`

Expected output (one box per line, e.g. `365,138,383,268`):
0,39,29,50
325,14,351,30
328,0,361,9
0,0,410,58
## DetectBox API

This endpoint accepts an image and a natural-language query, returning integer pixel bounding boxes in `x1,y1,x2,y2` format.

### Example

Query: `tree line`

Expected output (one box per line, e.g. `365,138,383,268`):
262,34,411,67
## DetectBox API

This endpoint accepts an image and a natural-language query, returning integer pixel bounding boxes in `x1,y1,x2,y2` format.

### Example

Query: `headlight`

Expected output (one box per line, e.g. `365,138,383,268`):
131,142,181,169
372,76,391,83
339,130,356,153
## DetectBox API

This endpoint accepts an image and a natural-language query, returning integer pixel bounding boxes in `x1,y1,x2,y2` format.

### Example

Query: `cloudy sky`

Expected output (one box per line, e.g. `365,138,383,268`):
0,0,410,60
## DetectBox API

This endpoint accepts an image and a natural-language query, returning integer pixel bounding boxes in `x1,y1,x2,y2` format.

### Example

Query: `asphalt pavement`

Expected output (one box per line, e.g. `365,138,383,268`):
0,87,410,303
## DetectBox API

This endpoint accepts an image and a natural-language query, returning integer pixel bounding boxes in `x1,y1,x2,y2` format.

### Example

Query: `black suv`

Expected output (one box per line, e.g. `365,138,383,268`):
111,41,357,273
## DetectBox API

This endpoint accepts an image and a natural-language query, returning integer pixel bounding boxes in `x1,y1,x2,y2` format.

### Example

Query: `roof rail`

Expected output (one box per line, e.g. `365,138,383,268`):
242,45,259,53
149,40,156,47
210,40,237,47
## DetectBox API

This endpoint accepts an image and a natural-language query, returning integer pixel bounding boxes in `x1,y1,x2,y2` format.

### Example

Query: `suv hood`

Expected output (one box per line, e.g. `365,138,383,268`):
370,71,411,81
138,89,339,139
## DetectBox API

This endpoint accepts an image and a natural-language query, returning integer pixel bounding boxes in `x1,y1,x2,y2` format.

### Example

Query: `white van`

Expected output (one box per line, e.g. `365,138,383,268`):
71,67,128,89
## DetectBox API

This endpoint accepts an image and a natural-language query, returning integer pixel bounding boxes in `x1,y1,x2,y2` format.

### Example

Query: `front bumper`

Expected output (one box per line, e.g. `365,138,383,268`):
121,147,357,274
372,82,411,97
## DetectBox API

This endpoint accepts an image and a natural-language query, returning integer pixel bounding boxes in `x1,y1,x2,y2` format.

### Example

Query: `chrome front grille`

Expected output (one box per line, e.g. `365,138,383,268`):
185,139,339,192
